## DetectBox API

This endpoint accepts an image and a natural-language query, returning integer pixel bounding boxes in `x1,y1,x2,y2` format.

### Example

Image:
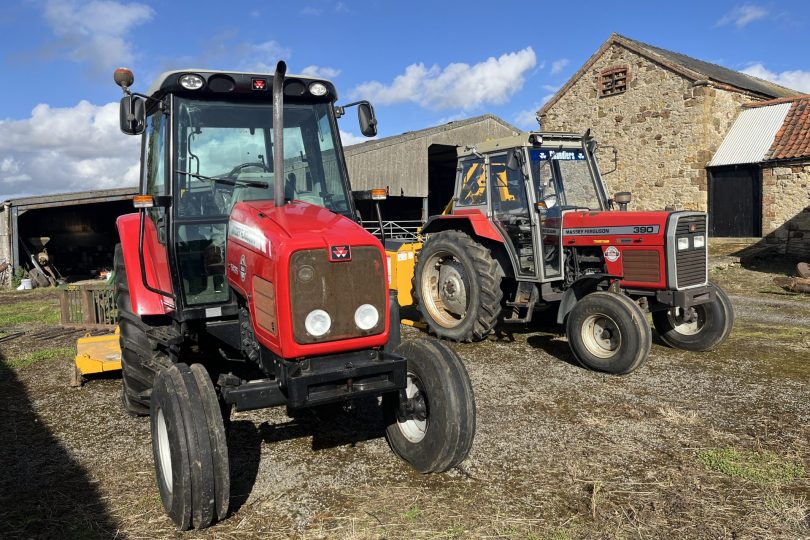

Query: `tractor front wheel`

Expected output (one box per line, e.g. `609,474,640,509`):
150,363,230,530
383,338,476,473
652,282,734,351
566,292,651,375
412,230,502,342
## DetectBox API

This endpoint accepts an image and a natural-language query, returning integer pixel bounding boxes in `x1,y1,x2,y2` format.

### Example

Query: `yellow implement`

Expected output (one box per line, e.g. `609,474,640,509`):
70,327,122,386
385,241,421,307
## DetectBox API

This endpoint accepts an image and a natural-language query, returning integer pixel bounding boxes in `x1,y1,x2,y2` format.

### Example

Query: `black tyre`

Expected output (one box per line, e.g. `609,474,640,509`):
151,364,229,530
566,292,651,375
413,230,502,342
115,243,171,415
383,338,476,473
652,282,734,352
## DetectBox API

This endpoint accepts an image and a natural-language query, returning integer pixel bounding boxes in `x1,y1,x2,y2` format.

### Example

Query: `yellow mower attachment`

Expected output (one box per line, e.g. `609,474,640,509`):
70,327,122,387
385,241,421,307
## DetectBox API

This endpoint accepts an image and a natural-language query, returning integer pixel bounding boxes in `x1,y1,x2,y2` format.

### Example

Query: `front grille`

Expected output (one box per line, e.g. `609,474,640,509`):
674,215,707,288
289,246,386,344
622,250,661,283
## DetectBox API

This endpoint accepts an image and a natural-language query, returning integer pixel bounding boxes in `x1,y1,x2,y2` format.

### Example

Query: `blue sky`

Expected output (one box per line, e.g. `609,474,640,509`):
1,0,809,198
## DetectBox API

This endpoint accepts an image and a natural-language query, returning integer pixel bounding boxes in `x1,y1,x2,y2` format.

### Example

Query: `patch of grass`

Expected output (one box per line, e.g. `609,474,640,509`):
401,505,421,521
444,525,464,538
8,347,74,369
698,448,805,485
0,298,60,326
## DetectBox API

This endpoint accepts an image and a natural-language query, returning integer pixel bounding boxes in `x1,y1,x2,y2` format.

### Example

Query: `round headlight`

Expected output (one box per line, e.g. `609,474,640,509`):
354,304,379,331
309,82,327,96
305,309,331,337
179,74,204,90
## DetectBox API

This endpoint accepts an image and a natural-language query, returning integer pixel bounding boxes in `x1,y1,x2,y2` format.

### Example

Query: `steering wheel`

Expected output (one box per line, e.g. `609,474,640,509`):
227,161,271,178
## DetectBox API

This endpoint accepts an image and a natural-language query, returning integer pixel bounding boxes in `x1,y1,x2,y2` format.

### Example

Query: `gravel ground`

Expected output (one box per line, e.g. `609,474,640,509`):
0,263,808,539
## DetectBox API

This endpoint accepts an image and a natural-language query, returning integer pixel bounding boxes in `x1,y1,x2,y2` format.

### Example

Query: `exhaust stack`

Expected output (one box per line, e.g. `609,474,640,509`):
272,61,287,208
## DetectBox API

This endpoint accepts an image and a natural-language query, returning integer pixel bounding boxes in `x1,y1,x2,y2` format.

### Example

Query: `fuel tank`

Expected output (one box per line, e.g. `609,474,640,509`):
226,201,390,359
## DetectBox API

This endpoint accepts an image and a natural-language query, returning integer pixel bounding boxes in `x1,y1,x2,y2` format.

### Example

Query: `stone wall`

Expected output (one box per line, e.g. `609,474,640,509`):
541,43,760,212
761,161,810,259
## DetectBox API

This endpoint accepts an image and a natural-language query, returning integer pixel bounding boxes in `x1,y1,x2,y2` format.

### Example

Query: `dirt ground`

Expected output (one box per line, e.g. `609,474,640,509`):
1,255,808,539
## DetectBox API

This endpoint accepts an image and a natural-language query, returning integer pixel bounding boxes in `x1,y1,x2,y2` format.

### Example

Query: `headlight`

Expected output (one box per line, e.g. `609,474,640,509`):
179,74,204,90
354,304,379,331
304,309,331,337
677,237,690,251
309,82,327,96
693,235,705,249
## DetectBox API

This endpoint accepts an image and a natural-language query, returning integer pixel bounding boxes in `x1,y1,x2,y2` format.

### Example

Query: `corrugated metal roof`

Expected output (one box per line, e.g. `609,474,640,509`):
708,102,791,167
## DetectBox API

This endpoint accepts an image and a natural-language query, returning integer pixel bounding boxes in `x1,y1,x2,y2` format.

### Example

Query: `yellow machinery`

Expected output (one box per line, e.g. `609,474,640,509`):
70,327,122,386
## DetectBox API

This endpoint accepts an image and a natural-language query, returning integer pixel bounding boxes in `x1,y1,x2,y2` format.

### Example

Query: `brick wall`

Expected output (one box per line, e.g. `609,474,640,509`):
541,43,760,213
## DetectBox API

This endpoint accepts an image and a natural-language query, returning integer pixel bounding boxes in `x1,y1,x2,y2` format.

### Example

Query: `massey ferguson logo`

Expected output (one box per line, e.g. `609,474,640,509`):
330,245,351,261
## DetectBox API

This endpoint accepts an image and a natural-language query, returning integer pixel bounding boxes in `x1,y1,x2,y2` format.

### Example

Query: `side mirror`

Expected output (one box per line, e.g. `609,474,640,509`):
358,102,378,137
119,95,145,135
506,149,521,171
614,191,632,211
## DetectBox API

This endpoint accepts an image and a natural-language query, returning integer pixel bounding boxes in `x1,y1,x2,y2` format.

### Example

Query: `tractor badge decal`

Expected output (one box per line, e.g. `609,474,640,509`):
329,245,351,262
239,255,247,282
604,246,621,262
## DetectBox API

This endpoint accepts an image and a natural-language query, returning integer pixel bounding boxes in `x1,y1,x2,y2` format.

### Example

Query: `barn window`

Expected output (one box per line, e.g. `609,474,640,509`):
600,67,628,97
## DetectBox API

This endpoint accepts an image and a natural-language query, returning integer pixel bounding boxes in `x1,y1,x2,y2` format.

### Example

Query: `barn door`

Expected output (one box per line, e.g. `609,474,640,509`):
708,167,761,237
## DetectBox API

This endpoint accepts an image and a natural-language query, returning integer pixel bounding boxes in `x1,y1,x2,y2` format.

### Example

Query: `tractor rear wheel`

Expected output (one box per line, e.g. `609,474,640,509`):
151,363,229,530
565,292,651,375
383,338,476,473
652,282,734,351
115,243,172,415
412,230,502,342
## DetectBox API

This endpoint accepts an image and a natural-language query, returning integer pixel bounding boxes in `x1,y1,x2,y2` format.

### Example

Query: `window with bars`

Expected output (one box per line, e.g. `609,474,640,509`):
600,67,628,97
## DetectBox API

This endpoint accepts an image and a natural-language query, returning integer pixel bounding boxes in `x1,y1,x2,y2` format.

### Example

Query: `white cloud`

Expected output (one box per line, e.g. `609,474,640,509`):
339,130,370,146
351,47,537,111
42,0,153,73
0,101,140,199
514,109,539,129
716,4,769,28
742,63,810,92
242,41,293,72
550,58,569,75
335,2,350,13
301,65,341,79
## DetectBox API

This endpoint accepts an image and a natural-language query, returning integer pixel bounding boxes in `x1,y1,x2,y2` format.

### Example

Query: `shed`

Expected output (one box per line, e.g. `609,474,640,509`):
0,187,138,287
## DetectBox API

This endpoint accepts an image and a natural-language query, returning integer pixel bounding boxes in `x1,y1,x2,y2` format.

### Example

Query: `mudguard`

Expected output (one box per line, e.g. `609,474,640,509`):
421,209,505,243
556,274,620,324
116,213,175,316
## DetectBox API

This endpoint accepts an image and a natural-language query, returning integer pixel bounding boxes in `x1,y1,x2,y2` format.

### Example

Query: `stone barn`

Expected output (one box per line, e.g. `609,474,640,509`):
538,33,798,227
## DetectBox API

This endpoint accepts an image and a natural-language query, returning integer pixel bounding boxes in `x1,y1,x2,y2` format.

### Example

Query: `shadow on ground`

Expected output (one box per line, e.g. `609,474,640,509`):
0,349,118,538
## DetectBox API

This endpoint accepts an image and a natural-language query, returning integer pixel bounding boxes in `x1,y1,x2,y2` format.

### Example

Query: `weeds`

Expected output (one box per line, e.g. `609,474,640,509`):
0,298,60,326
699,448,805,484
401,505,421,521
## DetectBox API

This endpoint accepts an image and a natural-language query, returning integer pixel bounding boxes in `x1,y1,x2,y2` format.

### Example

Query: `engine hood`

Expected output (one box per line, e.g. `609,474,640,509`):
229,200,379,257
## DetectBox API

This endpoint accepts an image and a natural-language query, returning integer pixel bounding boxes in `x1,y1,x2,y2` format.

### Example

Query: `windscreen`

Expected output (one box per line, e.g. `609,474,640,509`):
529,148,603,210
174,98,351,217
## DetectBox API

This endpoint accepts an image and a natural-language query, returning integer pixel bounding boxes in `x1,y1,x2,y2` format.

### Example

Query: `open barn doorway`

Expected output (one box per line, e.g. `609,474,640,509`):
427,144,459,217
16,200,132,282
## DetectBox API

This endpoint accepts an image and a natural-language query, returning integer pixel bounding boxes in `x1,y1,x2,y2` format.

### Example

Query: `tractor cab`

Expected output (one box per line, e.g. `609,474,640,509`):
115,67,374,317
449,132,609,282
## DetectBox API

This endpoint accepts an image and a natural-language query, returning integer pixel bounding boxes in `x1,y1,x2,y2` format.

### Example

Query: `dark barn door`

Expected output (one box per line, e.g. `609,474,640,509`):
708,166,762,237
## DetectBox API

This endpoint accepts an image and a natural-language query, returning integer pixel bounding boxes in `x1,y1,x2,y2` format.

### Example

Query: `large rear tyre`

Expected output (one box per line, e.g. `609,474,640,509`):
412,230,502,342
652,282,734,352
566,292,651,375
151,363,229,530
115,243,171,415
383,339,476,473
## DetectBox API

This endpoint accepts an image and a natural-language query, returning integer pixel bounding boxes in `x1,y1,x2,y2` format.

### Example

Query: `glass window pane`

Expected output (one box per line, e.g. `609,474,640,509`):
457,157,486,206
175,223,228,306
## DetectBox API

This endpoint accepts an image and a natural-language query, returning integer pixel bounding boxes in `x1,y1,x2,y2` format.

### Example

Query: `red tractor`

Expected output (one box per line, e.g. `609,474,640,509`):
412,132,733,374
112,63,475,530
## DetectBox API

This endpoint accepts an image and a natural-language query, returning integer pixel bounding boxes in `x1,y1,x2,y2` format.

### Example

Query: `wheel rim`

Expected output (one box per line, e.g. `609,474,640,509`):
420,250,470,329
396,371,429,443
580,314,622,358
155,408,173,493
667,306,706,336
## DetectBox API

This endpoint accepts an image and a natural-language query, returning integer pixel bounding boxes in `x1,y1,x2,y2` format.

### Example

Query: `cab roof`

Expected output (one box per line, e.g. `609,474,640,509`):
145,69,338,101
458,131,588,157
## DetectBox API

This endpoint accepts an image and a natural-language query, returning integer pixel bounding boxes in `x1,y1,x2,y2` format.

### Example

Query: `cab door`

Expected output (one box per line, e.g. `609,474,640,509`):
488,152,537,278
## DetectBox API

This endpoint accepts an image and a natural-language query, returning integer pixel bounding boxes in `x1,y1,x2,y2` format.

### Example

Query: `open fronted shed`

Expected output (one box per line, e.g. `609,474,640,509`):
1,187,138,287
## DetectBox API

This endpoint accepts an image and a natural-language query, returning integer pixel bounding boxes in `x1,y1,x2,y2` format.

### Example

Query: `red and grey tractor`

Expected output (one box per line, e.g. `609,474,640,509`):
111,62,475,529
410,132,733,374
